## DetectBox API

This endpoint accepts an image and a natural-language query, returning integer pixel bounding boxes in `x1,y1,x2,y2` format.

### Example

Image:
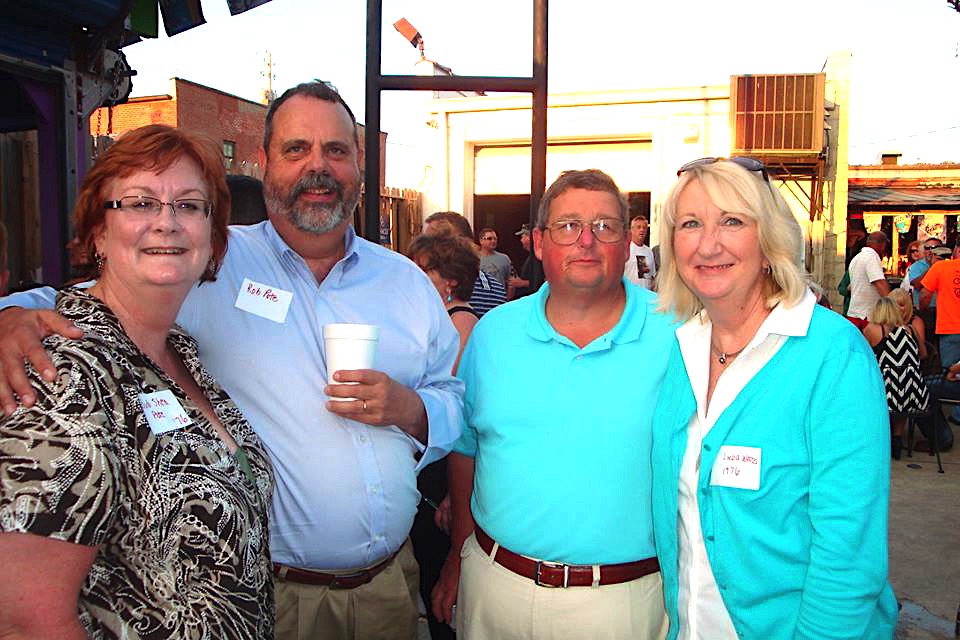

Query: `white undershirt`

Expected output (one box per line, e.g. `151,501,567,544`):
674,290,815,640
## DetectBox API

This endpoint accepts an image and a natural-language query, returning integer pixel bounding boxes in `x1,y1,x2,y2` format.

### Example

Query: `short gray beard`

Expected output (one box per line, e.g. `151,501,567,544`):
263,172,360,234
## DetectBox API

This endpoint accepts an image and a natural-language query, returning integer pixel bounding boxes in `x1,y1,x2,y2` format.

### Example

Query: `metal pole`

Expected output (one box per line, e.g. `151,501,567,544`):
528,0,548,291
366,0,548,255
363,0,383,242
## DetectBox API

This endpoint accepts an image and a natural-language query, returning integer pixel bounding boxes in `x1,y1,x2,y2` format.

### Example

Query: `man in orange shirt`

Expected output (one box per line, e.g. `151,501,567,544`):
920,245,960,424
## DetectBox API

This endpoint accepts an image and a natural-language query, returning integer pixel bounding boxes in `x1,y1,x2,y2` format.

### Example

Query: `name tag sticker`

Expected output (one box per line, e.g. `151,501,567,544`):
709,445,762,490
234,278,293,324
139,389,193,435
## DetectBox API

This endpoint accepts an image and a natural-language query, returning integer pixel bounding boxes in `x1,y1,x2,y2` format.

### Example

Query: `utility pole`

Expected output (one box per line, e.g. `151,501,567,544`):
261,51,276,104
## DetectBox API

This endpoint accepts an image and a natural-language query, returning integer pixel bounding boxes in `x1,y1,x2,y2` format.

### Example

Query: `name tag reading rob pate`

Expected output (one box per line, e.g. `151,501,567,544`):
709,445,762,490
139,389,193,435
234,277,293,323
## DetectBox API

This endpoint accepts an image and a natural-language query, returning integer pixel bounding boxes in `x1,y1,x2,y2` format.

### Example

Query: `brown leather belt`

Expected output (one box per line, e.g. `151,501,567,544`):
475,527,659,588
273,548,400,590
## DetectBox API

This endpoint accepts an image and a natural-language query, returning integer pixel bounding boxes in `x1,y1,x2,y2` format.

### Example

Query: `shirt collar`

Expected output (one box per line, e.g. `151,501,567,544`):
262,220,362,283
676,288,817,346
525,278,651,348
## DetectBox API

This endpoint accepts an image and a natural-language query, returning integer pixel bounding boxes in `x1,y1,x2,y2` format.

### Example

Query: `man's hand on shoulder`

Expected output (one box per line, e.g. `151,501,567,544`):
0,307,83,416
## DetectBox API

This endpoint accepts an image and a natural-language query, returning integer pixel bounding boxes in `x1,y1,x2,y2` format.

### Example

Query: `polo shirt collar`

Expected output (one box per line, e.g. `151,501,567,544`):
525,278,650,349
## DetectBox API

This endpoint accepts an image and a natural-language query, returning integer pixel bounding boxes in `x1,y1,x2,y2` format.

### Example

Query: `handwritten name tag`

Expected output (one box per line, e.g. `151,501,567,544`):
709,445,762,490
139,389,193,435
234,278,293,324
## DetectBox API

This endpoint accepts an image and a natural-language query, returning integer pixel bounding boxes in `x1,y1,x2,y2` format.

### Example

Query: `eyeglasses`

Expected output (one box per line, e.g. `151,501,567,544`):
481,235,497,241
543,218,626,245
104,195,213,218
923,244,940,251
677,156,770,183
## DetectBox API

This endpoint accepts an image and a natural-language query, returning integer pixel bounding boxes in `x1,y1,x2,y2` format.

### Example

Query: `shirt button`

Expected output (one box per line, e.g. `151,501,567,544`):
703,444,712,451
576,355,583,360
706,535,715,541
358,434,369,444
369,485,380,495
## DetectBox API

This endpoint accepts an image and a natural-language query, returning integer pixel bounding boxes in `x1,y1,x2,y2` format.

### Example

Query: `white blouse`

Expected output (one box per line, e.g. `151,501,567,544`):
673,290,815,639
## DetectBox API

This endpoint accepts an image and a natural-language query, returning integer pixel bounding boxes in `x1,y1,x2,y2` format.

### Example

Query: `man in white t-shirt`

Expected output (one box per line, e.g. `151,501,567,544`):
846,231,890,329
623,215,656,289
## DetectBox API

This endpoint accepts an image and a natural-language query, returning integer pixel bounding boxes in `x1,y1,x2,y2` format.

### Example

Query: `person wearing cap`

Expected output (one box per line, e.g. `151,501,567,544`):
508,223,535,298
624,215,657,290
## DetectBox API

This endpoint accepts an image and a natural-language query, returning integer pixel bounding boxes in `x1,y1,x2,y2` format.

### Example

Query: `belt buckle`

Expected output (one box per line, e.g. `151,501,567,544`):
534,560,569,588
329,570,366,590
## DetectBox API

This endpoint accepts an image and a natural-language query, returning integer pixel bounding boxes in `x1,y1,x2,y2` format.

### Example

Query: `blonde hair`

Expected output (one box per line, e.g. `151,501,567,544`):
869,296,906,328
657,160,808,321
887,289,914,325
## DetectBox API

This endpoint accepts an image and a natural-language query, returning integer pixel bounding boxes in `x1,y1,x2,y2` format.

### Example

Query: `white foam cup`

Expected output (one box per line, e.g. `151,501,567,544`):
323,323,380,400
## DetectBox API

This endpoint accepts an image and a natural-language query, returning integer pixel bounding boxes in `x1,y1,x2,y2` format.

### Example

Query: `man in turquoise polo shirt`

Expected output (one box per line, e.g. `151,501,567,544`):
431,169,675,639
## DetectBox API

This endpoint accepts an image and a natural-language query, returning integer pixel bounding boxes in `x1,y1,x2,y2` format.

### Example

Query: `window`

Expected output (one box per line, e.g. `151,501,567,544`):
223,140,236,172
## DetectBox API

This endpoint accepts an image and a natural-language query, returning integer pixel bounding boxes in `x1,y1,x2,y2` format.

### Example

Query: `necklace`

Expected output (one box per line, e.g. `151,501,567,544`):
710,341,746,365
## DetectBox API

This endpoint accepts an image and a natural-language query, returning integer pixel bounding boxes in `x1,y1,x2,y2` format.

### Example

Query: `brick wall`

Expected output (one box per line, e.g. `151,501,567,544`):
87,79,388,183
173,79,266,176
89,97,177,137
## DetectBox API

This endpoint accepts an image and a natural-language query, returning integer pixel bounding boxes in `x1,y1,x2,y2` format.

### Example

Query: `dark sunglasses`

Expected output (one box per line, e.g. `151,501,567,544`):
677,156,770,183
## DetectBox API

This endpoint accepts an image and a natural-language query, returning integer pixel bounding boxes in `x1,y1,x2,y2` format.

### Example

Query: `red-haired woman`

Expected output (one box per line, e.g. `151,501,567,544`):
0,125,274,639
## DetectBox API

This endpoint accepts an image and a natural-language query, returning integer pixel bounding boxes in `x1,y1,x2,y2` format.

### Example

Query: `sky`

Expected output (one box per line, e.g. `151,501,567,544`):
120,0,960,187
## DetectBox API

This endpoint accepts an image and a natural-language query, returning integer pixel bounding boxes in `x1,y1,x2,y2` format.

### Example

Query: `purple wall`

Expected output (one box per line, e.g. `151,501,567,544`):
21,78,66,284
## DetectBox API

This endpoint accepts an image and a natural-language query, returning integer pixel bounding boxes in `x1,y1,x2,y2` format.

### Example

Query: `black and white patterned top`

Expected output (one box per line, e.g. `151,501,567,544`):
0,288,274,639
874,324,929,414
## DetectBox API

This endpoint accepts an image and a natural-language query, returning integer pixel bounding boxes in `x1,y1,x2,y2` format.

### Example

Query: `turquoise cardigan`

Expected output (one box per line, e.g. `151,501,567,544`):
651,306,898,639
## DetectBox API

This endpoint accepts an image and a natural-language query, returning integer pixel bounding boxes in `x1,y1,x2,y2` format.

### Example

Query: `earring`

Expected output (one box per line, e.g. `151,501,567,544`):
95,253,105,274
762,264,772,275
446,293,453,303
201,257,216,281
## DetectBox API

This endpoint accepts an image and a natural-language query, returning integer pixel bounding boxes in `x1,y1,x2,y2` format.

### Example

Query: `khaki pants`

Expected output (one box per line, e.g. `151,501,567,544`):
275,539,420,640
457,533,668,640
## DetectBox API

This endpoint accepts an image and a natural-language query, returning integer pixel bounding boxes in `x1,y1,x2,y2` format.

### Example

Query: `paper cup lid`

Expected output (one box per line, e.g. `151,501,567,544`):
323,323,380,340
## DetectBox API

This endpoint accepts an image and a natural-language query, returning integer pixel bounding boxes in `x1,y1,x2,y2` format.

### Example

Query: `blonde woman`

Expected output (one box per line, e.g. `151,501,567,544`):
864,290,929,458
651,157,896,639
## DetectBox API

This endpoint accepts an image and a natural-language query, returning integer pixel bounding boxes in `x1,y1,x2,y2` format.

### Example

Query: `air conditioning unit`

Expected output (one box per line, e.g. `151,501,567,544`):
730,73,825,155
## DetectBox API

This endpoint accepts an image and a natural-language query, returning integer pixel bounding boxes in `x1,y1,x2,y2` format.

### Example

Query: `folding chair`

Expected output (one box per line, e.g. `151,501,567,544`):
906,367,947,474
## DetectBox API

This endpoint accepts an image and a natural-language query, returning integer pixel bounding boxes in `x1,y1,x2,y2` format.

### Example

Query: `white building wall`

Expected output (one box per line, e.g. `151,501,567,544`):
424,86,730,239
422,57,849,288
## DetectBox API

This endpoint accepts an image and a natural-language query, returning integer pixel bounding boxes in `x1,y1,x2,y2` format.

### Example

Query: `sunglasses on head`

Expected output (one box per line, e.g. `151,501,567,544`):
677,156,770,183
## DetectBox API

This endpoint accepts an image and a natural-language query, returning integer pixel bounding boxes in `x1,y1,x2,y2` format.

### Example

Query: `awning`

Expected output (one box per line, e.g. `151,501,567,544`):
847,186,960,210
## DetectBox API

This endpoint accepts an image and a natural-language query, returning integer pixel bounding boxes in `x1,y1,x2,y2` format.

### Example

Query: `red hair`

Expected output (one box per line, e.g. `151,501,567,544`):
75,124,230,282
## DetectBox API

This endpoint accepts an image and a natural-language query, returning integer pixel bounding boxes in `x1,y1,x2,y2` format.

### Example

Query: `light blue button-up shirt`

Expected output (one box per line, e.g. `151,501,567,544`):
3,222,465,570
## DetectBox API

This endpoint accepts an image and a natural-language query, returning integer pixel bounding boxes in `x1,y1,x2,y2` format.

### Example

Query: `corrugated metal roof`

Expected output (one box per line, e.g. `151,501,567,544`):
847,186,960,208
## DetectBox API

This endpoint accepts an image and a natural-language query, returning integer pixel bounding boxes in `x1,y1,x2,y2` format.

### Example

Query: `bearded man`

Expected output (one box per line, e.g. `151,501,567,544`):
0,82,465,640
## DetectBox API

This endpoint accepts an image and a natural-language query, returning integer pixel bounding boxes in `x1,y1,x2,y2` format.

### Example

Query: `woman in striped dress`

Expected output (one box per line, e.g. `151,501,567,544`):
863,289,929,459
